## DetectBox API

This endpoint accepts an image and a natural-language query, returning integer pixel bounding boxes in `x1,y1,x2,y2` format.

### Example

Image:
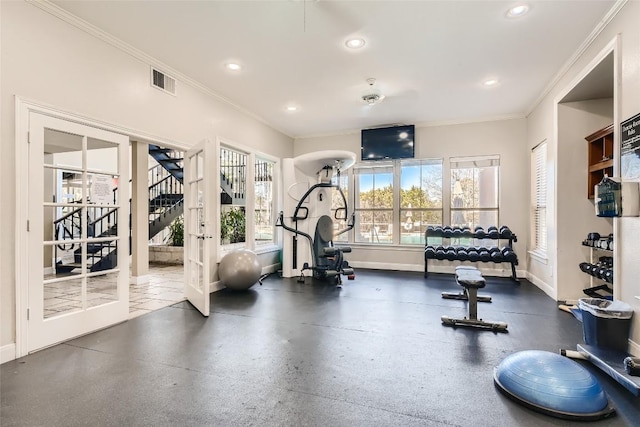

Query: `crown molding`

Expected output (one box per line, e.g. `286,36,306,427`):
525,0,628,116
26,0,293,138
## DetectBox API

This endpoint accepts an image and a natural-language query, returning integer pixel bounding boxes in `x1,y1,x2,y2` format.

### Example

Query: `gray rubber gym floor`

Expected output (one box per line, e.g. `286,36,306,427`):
2,269,639,426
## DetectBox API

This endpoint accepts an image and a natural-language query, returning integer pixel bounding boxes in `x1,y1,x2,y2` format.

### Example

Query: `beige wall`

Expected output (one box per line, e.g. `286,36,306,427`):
527,1,640,349
1,2,293,351
294,118,529,274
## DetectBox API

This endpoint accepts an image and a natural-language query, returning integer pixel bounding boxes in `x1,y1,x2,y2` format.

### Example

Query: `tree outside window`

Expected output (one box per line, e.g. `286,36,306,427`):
450,156,499,234
400,159,443,245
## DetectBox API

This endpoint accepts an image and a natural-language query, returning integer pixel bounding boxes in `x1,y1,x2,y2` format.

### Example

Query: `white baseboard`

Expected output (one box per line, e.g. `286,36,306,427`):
43,267,54,275
1,343,16,364
628,339,640,357
352,261,524,279
129,274,150,285
351,261,424,272
261,262,280,275
209,263,281,293
526,271,556,300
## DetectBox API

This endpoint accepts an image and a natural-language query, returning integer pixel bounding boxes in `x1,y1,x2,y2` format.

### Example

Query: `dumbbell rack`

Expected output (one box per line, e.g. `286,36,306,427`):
580,236,614,299
424,226,519,281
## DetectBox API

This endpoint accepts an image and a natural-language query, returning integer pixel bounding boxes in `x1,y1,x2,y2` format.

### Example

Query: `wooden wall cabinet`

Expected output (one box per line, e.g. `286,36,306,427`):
586,124,614,199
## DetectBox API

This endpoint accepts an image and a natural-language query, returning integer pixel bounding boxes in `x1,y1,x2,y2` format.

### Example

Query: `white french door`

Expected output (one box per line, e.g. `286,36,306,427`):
183,139,215,316
27,113,130,352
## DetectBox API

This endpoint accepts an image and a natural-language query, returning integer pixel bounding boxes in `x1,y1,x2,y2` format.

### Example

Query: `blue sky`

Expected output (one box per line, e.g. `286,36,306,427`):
358,164,439,192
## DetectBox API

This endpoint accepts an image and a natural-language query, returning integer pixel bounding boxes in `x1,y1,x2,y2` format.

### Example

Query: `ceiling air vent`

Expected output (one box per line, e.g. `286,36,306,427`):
151,67,176,95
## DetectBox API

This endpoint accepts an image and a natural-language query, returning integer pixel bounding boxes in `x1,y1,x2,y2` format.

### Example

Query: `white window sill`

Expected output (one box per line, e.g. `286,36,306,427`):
218,242,280,260
528,249,548,264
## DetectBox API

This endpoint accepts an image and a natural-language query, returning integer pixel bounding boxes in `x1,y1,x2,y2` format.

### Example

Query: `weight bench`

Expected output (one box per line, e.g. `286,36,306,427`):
441,266,508,331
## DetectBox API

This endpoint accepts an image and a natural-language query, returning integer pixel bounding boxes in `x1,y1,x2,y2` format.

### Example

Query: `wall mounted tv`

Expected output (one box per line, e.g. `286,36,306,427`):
361,125,415,161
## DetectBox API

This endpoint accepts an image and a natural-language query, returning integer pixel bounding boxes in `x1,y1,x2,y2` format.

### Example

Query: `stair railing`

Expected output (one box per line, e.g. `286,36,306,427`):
220,147,246,203
53,147,185,273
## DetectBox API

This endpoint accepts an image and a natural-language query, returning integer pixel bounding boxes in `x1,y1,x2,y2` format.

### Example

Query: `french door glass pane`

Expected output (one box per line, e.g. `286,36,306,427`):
44,128,83,169
86,137,119,174
87,271,118,308
43,277,83,319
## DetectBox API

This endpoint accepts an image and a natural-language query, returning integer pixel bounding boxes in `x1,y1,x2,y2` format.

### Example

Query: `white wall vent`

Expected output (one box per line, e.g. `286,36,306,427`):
151,67,176,95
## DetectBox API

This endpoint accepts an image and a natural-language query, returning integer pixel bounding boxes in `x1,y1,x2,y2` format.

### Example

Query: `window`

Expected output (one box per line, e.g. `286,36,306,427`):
220,146,247,246
254,158,274,246
400,159,443,245
450,155,499,229
532,142,547,254
354,164,394,244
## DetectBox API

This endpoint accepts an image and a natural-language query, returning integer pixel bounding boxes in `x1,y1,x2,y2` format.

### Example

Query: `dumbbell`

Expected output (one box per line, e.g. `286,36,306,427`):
475,228,486,239
478,247,491,262
502,247,517,263
587,232,600,246
442,226,453,238
579,262,591,273
499,226,513,239
467,248,479,262
596,267,607,279
452,227,463,238
604,269,613,283
487,226,499,239
435,247,446,260
424,246,436,259
491,249,503,262
445,248,458,261
458,247,470,261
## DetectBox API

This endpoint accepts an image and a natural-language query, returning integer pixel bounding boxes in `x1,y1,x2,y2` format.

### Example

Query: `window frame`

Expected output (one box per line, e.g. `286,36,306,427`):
449,155,500,230
530,141,547,259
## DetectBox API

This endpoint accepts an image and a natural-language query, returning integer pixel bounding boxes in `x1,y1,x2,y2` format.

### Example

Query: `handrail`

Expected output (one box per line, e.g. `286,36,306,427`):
54,146,184,272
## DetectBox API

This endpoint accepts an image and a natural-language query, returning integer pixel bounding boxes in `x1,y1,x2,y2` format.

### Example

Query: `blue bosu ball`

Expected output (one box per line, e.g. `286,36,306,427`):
494,350,614,420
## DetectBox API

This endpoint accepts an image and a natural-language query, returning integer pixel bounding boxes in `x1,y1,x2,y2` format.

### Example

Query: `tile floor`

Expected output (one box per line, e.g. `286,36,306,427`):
43,263,185,320
128,263,185,318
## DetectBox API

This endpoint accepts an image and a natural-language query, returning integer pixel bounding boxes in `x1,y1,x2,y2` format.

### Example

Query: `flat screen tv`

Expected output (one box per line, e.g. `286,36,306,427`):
361,125,415,161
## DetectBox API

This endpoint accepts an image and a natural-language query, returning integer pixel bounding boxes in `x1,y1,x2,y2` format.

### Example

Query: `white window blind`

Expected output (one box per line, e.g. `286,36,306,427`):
532,142,547,253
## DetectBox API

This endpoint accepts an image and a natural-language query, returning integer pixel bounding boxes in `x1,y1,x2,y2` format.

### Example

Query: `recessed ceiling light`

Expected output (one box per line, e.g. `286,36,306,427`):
345,38,366,49
506,4,530,18
483,79,499,87
225,63,242,71
286,106,298,112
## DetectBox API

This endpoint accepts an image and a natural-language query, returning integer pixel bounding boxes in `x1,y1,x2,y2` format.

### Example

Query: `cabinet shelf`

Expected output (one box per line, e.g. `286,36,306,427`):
586,124,614,199
588,159,614,173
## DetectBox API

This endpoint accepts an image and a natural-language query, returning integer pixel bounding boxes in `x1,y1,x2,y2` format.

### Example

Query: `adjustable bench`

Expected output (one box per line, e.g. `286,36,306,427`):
441,266,508,331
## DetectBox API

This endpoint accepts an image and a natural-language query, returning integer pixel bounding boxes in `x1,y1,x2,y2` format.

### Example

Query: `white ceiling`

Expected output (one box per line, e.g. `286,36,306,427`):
52,0,617,138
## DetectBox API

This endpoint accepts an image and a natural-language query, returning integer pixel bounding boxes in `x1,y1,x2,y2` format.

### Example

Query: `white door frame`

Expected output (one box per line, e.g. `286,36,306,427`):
14,97,188,358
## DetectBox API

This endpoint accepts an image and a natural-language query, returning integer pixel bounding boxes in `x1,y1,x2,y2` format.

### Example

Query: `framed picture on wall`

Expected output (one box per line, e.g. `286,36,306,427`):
620,112,640,180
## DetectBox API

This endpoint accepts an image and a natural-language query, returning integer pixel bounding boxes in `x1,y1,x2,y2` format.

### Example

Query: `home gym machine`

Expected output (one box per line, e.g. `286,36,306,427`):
276,151,356,285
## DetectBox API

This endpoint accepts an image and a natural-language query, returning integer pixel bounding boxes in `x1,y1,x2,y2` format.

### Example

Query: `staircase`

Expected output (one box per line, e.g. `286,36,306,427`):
54,145,185,274
54,145,253,274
